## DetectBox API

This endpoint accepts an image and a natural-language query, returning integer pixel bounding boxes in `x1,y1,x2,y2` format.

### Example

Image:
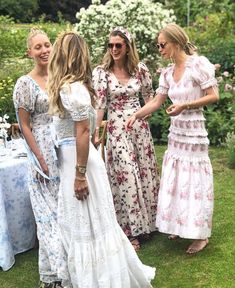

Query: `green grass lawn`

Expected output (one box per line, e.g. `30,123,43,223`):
1,146,234,288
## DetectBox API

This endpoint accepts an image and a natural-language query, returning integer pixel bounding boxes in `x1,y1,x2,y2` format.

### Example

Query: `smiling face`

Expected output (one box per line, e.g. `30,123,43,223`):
28,34,52,66
108,35,128,62
157,32,177,60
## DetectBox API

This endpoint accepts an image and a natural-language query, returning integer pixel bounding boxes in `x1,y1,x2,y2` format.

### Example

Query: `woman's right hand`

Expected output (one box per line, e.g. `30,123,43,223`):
93,132,101,149
125,114,137,131
37,157,49,182
74,177,89,201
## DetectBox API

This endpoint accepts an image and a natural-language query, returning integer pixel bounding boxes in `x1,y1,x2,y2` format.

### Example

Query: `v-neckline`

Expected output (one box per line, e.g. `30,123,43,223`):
110,71,132,87
26,75,47,93
172,56,191,84
172,66,186,84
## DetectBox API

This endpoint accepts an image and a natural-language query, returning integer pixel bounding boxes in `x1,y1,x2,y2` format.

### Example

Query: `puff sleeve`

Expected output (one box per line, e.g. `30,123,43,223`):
92,66,108,109
138,62,154,100
191,56,217,90
60,82,92,122
155,67,170,96
13,76,36,113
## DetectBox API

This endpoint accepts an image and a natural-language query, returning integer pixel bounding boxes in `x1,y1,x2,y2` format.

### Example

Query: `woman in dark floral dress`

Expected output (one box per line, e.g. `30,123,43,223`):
92,27,159,250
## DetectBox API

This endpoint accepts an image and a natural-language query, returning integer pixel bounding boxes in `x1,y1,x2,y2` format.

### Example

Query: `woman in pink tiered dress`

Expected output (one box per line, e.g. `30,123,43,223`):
126,23,219,254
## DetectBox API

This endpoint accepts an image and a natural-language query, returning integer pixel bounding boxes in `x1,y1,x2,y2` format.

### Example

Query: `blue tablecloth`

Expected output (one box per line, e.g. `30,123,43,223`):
0,156,36,271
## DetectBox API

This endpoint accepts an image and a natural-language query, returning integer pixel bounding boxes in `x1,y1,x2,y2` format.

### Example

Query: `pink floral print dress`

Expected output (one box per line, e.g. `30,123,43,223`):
155,55,218,239
93,62,159,238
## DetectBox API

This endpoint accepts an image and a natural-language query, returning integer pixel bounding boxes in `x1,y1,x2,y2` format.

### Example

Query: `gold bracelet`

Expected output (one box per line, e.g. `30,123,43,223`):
75,164,86,174
75,176,86,181
186,102,191,110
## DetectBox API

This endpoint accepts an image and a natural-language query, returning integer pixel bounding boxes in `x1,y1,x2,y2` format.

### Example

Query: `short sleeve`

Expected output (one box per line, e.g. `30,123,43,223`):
155,67,170,96
60,82,92,121
137,62,154,100
191,56,217,90
13,76,36,112
92,66,108,109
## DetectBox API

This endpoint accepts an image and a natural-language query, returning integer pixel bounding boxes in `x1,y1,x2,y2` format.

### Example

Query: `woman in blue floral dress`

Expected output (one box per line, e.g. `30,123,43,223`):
13,29,62,288
93,27,159,250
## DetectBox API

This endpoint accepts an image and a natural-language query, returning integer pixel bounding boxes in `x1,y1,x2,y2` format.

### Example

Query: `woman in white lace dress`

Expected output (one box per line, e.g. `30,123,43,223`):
126,23,219,254
47,31,156,288
13,29,62,288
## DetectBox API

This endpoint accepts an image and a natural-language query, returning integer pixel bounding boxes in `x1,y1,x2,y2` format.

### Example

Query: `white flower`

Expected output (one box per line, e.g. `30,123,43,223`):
0,114,10,139
74,0,176,65
223,71,229,77
224,83,233,91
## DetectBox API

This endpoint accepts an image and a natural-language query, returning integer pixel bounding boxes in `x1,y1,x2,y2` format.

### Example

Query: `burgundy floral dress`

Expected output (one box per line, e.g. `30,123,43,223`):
155,55,217,239
93,62,159,238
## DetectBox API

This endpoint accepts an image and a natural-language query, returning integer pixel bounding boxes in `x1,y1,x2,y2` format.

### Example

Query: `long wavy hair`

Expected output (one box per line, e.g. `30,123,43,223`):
101,30,139,75
159,23,197,56
47,31,95,115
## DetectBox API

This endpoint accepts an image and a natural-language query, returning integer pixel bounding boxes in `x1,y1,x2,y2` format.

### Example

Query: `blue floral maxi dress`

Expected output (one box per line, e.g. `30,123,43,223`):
13,75,61,283
93,63,159,238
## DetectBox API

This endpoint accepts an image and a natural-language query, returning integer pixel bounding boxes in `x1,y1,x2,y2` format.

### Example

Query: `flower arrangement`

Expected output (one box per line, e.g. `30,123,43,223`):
0,114,11,147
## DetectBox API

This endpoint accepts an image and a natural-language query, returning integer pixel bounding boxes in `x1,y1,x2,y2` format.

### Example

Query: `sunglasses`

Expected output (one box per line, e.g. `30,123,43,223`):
107,43,123,49
156,42,168,50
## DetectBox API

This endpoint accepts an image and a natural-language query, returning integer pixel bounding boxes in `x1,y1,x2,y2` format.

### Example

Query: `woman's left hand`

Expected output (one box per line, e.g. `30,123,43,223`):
74,177,89,201
166,104,184,116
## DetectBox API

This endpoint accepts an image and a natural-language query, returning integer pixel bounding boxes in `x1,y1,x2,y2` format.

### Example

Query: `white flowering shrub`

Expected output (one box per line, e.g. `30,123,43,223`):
0,114,11,143
75,0,176,67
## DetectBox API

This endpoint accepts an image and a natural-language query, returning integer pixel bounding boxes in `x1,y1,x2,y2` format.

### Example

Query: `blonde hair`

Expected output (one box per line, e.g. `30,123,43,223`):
27,28,48,49
102,29,139,74
47,31,95,115
159,23,197,55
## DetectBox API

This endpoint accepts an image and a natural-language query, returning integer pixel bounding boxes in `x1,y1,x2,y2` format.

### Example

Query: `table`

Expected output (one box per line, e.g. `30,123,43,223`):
0,154,36,271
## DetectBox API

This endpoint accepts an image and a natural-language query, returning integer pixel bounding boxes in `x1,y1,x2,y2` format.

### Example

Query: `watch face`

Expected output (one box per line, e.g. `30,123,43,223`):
79,167,86,174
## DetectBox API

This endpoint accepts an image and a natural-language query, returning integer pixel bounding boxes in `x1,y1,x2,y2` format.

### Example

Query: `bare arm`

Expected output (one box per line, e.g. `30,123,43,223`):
126,93,167,129
92,108,105,147
18,108,49,178
74,119,90,201
75,119,90,168
166,87,219,116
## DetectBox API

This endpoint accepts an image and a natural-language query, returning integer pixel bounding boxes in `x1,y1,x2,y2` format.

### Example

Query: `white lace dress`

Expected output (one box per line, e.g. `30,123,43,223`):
53,82,156,288
155,55,217,239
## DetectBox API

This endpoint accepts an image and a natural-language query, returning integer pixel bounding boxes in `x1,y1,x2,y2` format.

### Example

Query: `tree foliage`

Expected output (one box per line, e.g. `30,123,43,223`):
156,0,234,27
75,0,176,67
0,0,38,22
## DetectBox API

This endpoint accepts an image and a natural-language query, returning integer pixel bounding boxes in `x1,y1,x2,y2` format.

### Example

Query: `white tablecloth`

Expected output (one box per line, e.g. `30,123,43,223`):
0,154,36,271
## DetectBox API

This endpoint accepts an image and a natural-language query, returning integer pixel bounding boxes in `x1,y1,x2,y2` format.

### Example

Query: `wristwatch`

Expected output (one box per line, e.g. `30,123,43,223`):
75,164,86,174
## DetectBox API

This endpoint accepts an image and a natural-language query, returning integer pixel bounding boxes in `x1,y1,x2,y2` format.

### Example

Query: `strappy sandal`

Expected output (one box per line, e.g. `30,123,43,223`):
186,239,209,254
37,281,63,288
129,237,141,251
168,234,179,240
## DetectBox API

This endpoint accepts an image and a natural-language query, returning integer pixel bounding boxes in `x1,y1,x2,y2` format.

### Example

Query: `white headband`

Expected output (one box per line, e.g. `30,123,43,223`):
111,27,132,42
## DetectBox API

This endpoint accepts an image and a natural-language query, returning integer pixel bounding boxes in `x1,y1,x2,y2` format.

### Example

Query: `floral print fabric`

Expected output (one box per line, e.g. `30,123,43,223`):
93,63,159,237
155,55,217,239
13,76,61,283
0,158,36,271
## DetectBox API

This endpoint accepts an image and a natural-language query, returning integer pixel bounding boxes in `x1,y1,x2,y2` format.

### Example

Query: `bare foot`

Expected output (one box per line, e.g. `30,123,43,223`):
168,234,179,240
186,239,209,254
129,237,141,251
